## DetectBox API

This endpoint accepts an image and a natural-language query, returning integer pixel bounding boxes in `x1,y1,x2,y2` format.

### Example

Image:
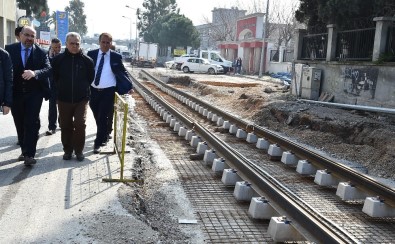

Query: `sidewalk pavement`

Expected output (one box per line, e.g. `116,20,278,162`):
0,99,135,242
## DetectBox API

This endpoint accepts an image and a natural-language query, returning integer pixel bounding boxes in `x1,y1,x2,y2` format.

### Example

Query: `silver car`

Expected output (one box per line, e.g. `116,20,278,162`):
181,58,224,74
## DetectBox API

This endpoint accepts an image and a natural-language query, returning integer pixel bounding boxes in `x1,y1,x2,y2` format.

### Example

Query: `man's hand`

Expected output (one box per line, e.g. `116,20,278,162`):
2,106,10,115
128,89,134,95
22,70,36,80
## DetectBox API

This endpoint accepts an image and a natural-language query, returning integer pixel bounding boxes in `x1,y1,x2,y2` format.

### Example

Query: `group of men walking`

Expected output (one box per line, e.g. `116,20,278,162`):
0,26,133,165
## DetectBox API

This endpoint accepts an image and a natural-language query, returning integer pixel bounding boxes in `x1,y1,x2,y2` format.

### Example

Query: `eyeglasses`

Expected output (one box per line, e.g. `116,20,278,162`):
69,42,80,46
22,33,36,38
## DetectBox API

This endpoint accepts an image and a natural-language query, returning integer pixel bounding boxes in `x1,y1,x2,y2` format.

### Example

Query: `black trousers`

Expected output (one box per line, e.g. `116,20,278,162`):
11,91,44,157
48,90,58,131
58,100,88,154
89,87,116,147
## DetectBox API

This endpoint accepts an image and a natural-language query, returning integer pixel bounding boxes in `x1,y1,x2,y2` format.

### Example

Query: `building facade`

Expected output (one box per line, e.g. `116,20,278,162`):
0,0,17,47
218,13,268,75
195,7,246,50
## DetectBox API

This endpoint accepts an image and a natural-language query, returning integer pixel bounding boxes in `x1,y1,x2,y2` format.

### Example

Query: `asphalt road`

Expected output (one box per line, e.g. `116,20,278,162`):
0,99,136,242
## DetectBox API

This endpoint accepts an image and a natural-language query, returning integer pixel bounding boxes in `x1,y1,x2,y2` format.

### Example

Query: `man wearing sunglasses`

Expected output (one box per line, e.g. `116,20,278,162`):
51,32,95,161
5,26,51,166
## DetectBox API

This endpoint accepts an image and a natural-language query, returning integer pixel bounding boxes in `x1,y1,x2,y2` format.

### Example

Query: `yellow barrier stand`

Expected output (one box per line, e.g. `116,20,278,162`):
102,92,141,183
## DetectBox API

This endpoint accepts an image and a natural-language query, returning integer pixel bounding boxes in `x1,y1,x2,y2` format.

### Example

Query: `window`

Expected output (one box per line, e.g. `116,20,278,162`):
211,53,222,62
243,32,253,40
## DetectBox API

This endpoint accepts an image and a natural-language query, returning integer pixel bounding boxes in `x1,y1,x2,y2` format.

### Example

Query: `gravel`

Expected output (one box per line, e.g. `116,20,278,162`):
151,68,395,183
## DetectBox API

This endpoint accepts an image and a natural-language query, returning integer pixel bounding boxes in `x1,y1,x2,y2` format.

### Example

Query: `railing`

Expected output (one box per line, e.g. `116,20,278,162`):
336,28,375,61
270,49,279,62
301,33,328,60
385,25,395,62
283,49,294,62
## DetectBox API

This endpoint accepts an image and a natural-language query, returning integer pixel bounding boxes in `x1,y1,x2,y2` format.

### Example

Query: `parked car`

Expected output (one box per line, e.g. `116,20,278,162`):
165,60,176,69
121,51,132,62
180,58,224,74
174,54,198,70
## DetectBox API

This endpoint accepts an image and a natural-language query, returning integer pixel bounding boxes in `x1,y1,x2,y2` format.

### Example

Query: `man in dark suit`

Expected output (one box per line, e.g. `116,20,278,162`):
0,47,13,115
5,26,51,166
87,32,133,154
45,37,62,136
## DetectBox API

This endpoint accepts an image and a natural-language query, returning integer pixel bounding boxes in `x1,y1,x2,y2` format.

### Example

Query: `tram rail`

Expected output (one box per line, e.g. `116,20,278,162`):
126,68,395,243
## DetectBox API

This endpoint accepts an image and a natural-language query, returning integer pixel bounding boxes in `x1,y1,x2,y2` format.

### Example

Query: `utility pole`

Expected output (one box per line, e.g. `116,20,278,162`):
258,0,270,78
125,5,138,54
122,16,132,51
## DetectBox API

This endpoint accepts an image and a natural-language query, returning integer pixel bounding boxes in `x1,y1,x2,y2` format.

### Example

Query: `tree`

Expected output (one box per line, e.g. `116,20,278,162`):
269,1,298,48
65,0,87,36
296,0,395,32
200,1,298,50
145,13,200,48
137,0,179,38
16,0,48,17
202,8,245,43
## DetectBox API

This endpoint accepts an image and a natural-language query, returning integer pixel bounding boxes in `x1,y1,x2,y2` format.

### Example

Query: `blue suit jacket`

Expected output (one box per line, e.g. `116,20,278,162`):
87,49,133,95
5,43,51,99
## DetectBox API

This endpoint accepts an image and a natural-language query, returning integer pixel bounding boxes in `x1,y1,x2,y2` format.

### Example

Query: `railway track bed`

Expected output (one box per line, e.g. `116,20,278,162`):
124,67,395,243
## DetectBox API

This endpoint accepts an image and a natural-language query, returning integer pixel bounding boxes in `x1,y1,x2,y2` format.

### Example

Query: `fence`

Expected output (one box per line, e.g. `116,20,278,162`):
336,28,375,61
301,33,328,60
385,25,395,61
102,92,139,183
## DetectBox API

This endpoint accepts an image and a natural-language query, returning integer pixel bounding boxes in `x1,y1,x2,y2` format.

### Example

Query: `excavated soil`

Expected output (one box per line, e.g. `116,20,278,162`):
152,70,395,181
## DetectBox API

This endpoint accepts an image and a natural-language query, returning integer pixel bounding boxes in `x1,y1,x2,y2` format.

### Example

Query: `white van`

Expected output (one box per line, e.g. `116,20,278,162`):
174,50,232,73
196,50,233,73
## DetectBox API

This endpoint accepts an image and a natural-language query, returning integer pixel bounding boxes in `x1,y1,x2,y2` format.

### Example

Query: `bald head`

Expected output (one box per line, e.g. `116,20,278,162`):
20,26,36,48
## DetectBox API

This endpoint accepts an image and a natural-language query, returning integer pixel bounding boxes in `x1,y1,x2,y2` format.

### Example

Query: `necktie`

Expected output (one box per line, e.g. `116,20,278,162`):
24,48,29,67
94,52,106,86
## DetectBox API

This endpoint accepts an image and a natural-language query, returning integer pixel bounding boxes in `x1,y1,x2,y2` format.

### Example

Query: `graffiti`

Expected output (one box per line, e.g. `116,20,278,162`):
342,67,378,99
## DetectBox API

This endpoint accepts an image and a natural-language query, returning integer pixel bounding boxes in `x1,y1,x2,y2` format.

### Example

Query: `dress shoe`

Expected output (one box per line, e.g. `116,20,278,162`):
76,153,85,162
63,153,72,160
18,154,25,161
46,130,56,136
93,146,101,154
24,157,37,165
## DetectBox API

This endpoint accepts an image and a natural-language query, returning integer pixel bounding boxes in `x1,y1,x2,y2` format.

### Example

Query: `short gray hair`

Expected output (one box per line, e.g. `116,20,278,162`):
66,32,81,43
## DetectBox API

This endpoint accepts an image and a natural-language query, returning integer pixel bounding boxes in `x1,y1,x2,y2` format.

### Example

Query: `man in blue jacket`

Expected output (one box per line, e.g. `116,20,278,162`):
5,26,51,166
0,47,13,115
87,32,133,154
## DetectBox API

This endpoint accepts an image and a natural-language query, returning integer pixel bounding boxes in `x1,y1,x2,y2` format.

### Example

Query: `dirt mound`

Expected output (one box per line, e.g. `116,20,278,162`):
253,101,395,179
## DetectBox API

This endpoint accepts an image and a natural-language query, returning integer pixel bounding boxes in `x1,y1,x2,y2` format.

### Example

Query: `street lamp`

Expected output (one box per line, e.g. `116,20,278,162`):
125,5,138,51
122,15,132,51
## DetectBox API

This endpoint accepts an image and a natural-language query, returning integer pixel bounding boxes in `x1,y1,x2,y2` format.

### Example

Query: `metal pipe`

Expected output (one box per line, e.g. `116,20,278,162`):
298,99,395,115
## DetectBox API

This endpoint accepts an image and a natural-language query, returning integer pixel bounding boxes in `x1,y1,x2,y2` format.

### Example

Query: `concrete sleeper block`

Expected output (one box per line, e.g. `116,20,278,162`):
233,181,254,201
336,182,368,201
362,196,395,217
248,197,278,219
221,169,242,186
267,216,304,242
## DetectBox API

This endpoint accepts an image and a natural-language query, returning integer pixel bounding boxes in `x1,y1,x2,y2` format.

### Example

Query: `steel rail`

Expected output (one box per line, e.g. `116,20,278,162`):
140,70,395,206
132,73,356,243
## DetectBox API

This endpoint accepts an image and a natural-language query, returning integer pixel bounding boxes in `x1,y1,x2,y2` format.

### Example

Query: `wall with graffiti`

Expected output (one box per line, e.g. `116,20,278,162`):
342,67,379,99
296,62,395,108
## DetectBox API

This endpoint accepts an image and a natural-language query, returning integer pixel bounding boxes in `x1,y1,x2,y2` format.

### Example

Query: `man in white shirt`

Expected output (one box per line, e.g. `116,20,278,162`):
87,32,133,154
